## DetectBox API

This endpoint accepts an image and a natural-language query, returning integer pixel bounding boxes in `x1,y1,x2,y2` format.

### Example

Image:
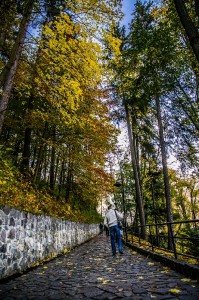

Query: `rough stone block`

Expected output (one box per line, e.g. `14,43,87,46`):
0,205,100,279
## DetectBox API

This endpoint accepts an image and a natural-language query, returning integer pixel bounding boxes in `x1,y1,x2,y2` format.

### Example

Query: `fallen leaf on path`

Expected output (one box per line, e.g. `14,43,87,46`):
169,289,181,293
147,262,154,266
120,280,127,282
181,278,191,282
102,280,111,285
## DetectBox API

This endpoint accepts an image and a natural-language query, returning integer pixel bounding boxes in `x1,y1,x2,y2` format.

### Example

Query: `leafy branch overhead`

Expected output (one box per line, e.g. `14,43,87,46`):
0,0,198,229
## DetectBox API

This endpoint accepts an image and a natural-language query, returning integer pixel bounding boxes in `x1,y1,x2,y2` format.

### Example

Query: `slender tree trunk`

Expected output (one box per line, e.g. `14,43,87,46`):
20,94,34,176
179,189,188,220
0,0,35,134
132,205,139,233
3,127,11,142
155,96,174,250
125,103,146,239
58,159,65,200
20,63,38,176
43,145,49,182
151,179,159,245
13,139,21,166
129,209,133,225
54,157,59,184
190,186,197,220
33,144,43,182
174,0,199,63
20,127,32,176
33,122,48,183
65,165,73,202
131,113,143,199
49,128,56,193
31,143,37,168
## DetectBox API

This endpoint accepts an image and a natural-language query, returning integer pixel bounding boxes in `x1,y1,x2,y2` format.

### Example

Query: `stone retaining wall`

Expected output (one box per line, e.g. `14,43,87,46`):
0,206,100,279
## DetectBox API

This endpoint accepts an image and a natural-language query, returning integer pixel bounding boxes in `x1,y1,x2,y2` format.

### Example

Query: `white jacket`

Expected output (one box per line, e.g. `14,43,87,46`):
104,208,123,228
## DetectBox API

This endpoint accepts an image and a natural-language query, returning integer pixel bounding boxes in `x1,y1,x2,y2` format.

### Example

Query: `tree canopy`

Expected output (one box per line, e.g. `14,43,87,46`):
0,0,198,227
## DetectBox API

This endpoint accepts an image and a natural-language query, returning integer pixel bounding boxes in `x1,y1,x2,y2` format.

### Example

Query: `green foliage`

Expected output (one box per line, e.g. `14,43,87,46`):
0,0,122,223
109,0,199,231
183,227,199,257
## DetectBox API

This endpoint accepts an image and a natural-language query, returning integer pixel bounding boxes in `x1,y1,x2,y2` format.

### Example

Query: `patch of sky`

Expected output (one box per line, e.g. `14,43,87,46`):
121,0,136,30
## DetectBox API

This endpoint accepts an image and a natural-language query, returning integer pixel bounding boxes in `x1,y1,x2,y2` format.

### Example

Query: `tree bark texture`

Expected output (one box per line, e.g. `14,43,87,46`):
20,94,34,175
174,0,199,63
0,0,35,134
33,122,48,183
50,128,56,193
125,103,146,239
155,96,174,250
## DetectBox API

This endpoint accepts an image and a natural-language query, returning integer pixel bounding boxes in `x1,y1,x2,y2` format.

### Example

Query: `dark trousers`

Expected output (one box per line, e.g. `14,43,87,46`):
110,225,122,255
105,226,109,236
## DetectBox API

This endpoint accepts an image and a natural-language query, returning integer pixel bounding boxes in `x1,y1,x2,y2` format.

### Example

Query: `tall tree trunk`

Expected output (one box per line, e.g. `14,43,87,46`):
151,179,159,246
179,189,188,220
31,143,38,169
19,0,61,175
174,0,199,63
190,186,197,220
65,165,73,202
20,94,34,176
49,127,56,193
58,159,65,200
54,157,59,184
125,103,146,239
0,0,35,134
20,127,32,176
131,115,143,199
155,96,174,250
33,122,48,183
13,139,21,166
43,144,48,182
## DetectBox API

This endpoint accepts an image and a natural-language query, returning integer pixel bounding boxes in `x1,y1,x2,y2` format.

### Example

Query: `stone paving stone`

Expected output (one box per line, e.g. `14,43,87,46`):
0,234,199,299
154,296,178,300
132,286,148,294
179,297,199,300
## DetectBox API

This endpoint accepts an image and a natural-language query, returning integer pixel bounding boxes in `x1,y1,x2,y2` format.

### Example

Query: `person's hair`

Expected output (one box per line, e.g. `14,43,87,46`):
108,204,112,210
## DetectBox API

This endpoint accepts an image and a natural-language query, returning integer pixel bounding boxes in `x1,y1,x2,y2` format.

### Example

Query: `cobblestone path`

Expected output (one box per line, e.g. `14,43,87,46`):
0,234,199,300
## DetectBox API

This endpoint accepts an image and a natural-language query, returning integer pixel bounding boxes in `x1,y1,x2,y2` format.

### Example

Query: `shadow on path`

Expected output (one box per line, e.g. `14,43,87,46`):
0,234,199,299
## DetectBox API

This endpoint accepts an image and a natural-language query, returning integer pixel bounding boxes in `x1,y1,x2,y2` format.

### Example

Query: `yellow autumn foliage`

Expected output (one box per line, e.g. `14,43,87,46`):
0,157,102,223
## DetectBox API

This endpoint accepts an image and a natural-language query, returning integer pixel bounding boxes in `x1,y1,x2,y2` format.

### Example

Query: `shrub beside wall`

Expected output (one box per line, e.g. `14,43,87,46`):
0,206,100,279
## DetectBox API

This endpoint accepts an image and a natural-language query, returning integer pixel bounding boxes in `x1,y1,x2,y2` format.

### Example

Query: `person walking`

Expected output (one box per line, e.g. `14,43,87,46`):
104,204,123,256
99,223,103,234
104,224,109,237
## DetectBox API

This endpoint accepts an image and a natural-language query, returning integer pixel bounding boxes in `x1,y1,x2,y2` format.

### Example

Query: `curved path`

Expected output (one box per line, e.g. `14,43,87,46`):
0,234,199,299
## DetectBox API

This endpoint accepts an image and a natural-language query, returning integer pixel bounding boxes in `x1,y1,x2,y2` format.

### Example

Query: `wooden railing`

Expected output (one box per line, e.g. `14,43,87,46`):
126,219,199,261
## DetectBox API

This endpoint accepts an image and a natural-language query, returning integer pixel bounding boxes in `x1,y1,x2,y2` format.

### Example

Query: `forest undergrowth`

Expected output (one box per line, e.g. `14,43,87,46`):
0,157,102,224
